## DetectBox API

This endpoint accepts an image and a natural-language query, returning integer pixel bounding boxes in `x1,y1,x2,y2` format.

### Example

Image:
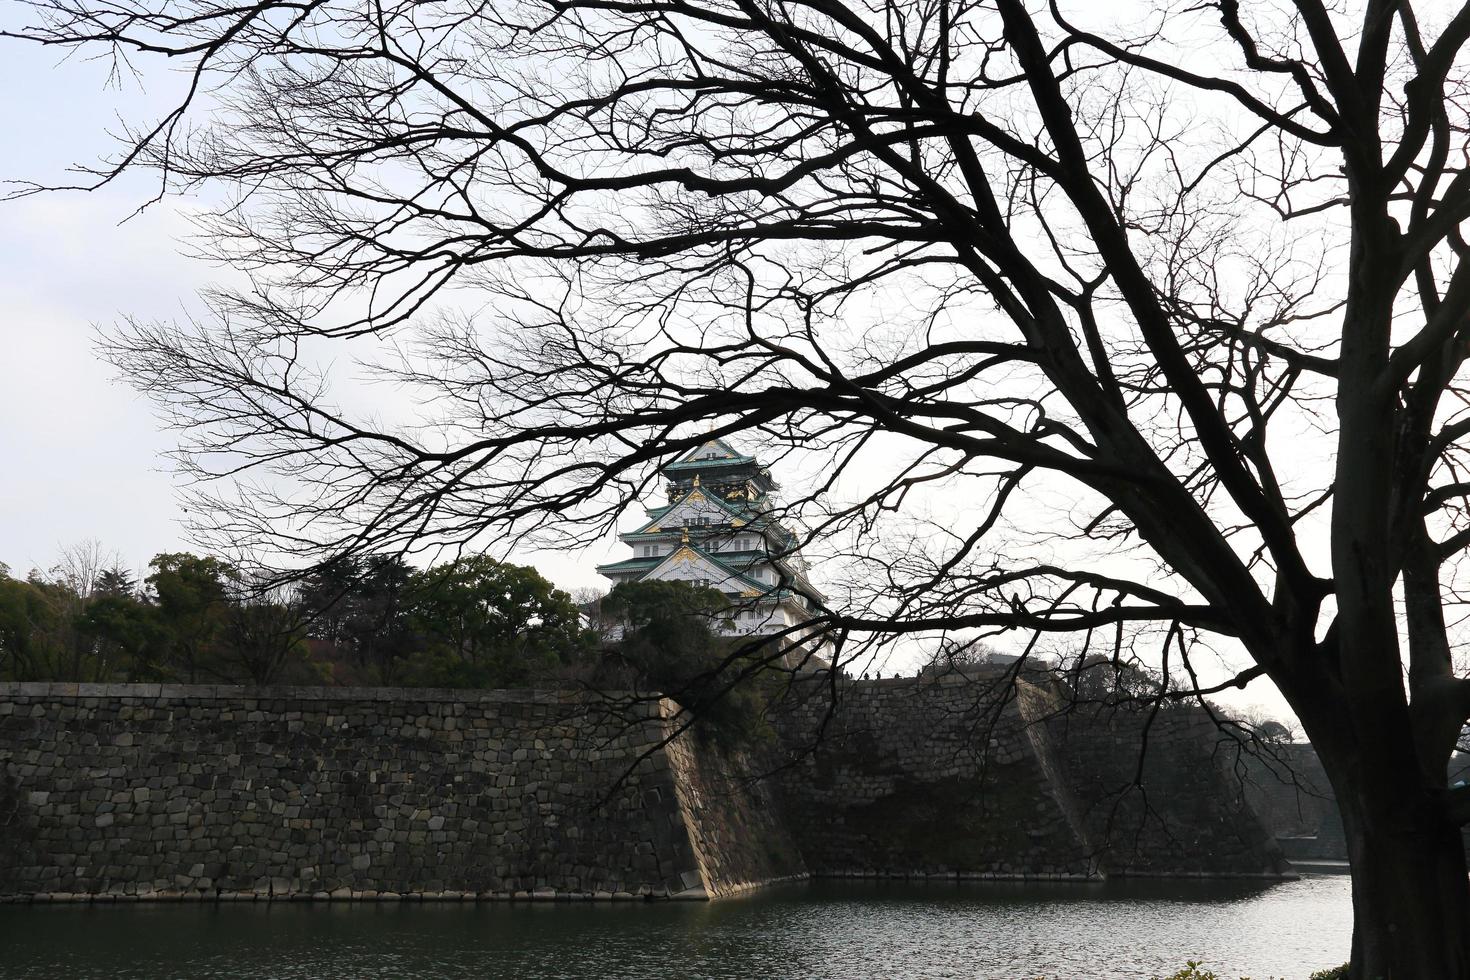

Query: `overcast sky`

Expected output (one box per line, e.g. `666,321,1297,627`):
0,35,627,594
0,42,188,579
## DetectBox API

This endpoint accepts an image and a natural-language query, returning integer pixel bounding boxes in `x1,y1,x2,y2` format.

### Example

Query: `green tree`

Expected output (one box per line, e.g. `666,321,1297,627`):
93,567,137,600
21,542,129,681
600,580,772,747
145,553,233,682
78,592,166,681
0,576,65,681
72,564,165,681
216,579,312,685
300,554,418,682
402,556,591,688
0,548,155,682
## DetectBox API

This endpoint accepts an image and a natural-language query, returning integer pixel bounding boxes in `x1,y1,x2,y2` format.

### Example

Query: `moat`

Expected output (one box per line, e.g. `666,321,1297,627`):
0,877,1350,979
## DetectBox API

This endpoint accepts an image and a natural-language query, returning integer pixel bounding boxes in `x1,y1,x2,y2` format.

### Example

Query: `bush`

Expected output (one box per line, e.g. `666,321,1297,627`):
598,580,779,749
1149,963,1293,980
1041,961,1344,980
1152,964,1224,980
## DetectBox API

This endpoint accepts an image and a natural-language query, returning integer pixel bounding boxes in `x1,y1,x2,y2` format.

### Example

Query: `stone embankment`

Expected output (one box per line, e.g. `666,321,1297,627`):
1237,742,1470,864
0,674,1289,903
0,683,801,903
773,674,1291,880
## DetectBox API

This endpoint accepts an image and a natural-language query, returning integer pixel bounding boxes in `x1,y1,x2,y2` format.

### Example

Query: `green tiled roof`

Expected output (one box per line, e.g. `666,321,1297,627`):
596,541,770,595
594,556,662,575
597,548,820,606
663,454,756,472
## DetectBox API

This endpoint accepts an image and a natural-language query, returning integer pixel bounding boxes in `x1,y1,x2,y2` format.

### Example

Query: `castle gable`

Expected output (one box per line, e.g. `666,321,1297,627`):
644,545,764,594
634,488,746,534
674,438,744,464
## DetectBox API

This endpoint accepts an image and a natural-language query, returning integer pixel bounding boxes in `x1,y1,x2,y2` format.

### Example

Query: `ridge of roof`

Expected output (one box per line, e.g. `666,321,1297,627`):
688,544,775,594
663,454,757,472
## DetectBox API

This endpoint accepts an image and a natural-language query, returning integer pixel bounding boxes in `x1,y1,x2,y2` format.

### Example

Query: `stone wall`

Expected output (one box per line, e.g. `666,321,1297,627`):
0,675,1289,903
1238,744,1470,863
772,674,1291,880
1041,691,1289,876
1237,743,1346,861
663,723,806,896
0,683,802,902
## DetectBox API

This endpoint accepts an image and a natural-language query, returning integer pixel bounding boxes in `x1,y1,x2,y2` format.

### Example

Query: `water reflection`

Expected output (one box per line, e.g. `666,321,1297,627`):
0,876,1350,980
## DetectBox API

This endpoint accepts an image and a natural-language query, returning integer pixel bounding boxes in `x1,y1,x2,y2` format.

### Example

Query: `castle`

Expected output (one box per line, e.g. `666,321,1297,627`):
595,437,826,655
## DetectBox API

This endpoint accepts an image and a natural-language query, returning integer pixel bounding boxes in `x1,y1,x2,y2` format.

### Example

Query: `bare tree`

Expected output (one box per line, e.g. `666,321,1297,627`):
45,539,119,603
33,540,125,680
9,0,1470,974
218,574,310,686
1231,703,1303,746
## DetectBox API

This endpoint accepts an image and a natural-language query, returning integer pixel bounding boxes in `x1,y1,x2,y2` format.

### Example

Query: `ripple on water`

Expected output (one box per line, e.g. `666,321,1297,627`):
0,876,1352,980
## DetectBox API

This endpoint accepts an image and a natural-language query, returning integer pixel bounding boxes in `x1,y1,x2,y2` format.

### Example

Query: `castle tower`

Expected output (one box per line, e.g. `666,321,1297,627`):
596,436,825,649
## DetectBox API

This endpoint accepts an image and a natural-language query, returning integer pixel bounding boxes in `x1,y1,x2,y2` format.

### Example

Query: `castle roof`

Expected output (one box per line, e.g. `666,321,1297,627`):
595,555,663,575
628,484,758,536
664,437,753,469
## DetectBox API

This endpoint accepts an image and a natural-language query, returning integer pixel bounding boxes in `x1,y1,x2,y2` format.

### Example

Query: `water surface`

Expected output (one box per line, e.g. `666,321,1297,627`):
0,876,1351,979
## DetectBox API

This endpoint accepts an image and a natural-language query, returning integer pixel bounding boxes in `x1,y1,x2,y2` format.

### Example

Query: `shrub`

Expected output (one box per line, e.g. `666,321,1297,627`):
1149,963,1296,980
1152,964,1223,980
598,580,779,749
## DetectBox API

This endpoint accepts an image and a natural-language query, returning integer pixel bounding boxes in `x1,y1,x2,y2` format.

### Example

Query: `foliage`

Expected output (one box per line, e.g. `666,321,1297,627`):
1148,963,1288,980
77,593,167,681
600,580,777,748
214,577,314,686
1141,961,1347,980
145,553,233,682
0,552,144,682
298,555,417,683
0,576,68,681
398,556,593,688
601,580,733,660
1,547,600,689
1151,965,1224,980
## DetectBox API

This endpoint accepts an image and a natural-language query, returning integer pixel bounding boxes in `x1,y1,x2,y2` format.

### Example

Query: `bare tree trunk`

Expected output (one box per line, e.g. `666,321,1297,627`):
1318,735,1470,979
